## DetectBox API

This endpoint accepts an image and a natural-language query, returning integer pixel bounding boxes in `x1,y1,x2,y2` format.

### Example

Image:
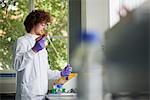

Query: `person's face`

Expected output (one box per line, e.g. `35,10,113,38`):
33,22,47,35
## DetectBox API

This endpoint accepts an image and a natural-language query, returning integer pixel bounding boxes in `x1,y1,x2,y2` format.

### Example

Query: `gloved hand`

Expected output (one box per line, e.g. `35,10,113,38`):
61,64,72,77
32,36,46,52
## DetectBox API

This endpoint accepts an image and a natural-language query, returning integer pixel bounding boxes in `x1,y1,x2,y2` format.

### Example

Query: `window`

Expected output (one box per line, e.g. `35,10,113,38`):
0,0,28,70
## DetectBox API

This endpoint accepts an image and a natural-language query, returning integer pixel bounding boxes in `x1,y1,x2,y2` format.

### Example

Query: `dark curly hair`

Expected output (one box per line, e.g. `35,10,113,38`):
24,10,52,33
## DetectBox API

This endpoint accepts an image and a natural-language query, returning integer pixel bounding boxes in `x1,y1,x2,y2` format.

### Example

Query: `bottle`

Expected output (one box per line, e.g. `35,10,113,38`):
56,84,62,94
71,31,104,100
52,83,56,94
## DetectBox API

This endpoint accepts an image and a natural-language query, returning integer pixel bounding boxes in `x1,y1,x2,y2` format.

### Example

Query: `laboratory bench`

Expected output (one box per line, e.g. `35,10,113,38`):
45,93,77,100
0,93,149,100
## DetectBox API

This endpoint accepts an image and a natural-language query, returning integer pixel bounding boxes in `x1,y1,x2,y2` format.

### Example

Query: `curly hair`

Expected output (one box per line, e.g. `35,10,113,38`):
24,10,52,33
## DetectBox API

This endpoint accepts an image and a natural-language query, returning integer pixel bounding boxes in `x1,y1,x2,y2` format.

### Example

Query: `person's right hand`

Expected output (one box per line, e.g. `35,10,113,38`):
32,36,46,52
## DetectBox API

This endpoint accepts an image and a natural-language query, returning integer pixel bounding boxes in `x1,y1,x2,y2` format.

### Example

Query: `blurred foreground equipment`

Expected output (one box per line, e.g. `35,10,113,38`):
103,1,149,99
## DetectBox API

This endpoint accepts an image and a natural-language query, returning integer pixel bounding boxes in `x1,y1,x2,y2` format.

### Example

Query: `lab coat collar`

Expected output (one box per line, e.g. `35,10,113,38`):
26,33,40,41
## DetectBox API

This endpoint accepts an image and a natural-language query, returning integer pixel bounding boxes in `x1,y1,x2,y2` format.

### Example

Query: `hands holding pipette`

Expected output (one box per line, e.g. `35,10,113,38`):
32,34,72,78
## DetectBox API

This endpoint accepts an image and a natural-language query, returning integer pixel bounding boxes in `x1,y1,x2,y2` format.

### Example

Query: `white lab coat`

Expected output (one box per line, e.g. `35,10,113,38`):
13,34,61,100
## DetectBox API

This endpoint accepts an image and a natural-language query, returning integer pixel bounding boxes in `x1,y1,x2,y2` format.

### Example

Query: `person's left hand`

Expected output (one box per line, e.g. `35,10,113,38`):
61,64,72,77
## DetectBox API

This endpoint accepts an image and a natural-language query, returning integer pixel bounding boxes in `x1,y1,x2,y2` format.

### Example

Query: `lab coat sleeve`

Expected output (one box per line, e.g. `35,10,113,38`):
13,39,36,72
47,68,62,80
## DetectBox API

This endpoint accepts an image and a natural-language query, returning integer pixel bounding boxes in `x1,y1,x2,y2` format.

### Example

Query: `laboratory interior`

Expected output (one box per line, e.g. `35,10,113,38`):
0,0,149,100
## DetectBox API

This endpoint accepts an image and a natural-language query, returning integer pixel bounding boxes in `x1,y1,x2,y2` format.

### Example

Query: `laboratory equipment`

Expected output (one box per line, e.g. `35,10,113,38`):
71,31,104,100
103,1,149,99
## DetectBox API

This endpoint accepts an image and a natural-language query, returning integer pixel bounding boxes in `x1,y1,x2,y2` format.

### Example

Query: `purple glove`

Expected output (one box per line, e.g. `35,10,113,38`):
32,37,46,52
61,64,72,77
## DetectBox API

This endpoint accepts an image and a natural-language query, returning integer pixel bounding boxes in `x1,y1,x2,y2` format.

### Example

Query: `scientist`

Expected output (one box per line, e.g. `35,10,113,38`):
13,10,72,100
